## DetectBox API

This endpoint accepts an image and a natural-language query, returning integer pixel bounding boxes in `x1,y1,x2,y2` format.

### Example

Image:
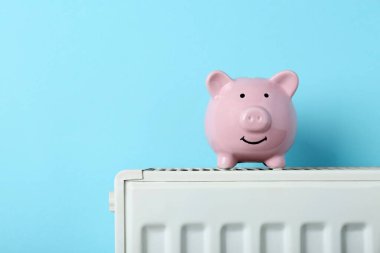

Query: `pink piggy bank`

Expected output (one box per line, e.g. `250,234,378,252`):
205,70,299,169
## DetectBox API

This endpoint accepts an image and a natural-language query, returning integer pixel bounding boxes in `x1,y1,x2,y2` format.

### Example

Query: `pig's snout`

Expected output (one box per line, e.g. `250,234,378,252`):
239,107,271,132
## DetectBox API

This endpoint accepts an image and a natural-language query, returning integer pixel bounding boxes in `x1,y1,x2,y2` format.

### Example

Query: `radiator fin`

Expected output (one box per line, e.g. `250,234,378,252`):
301,223,325,253
181,224,205,253
342,223,366,253
260,223,285,253
221,224,245,253
142,225,166,253
137,222,373,253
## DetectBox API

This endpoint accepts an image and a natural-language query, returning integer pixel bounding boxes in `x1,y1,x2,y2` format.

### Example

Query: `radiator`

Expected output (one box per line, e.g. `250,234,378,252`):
109,167,380,253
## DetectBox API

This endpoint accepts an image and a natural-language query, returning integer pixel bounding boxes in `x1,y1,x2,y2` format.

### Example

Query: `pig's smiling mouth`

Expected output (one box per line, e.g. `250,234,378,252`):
240,136,267,145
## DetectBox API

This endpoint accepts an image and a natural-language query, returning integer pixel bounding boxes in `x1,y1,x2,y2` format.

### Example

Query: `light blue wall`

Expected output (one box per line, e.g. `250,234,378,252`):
0,0,379,252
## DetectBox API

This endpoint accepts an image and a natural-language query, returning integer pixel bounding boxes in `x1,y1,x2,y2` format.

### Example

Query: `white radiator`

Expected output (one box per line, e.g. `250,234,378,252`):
109,167,380,253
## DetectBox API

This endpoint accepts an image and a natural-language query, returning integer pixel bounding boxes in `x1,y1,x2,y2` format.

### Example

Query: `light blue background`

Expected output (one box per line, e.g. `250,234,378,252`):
0,0,379,252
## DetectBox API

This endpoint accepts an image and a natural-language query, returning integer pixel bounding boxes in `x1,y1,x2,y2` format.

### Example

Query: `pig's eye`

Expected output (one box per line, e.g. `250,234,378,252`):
264,93,269,98
240,93,245,98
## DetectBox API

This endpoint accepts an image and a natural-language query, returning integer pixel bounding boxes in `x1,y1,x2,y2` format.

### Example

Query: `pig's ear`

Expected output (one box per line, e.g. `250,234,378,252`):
206,70,232,97
270,70,299,97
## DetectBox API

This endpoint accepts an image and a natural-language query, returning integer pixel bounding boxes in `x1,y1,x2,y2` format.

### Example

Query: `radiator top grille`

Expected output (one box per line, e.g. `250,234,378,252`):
116,167,380,183
144,167,374,172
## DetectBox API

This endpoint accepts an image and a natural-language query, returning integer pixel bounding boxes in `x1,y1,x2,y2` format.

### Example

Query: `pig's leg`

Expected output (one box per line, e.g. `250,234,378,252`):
264,155,285,169
217,153,237,169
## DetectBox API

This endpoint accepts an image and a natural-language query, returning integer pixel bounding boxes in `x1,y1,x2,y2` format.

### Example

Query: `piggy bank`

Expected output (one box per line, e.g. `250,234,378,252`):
205,70,299,169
